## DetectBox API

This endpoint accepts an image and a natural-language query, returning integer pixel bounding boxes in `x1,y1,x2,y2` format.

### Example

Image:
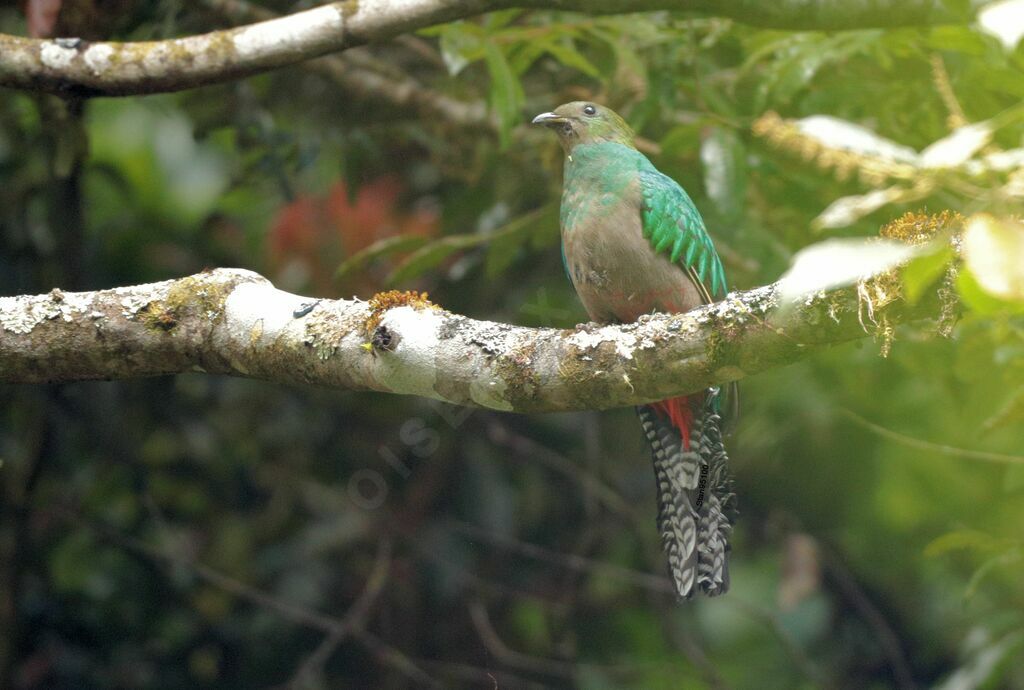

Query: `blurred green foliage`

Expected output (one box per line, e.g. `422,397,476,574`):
2,2,1024,689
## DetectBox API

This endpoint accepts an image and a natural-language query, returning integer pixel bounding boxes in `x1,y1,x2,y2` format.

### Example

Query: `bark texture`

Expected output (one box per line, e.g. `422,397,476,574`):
0,268,938,413
0,0,976,97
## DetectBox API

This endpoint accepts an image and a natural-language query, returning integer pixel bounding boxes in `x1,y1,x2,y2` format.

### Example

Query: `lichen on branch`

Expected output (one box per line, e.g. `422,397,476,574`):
0,267,946,412
0,0,977,97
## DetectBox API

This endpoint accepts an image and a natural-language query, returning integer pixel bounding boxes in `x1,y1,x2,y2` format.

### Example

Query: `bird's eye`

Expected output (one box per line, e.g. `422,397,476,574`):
583,104,597,116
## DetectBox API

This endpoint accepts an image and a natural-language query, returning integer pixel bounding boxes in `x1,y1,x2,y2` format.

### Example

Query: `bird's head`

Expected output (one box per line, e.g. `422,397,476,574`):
531,102,634,152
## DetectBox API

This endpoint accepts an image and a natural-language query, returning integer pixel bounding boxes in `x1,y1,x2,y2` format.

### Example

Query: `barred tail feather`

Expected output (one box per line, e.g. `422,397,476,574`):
639,399,701,597
639,388,737,599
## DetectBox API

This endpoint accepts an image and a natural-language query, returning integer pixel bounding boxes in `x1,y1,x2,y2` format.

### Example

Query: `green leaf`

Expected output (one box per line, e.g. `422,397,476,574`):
544,41,601,79
387,234,482,285
334,234,430,281
700,126,747,224
979,0,1024,51
924,529,1005,558
50,531,99,592
482,8,524,30
659,122,705,158
962,214,1024,302
984,386,1024,431
508,40,550,76
585,24,648,97
384,206,557,284
510,601,551,650
1004,462,1024,493
484,43,525,149
965,548,1023,599
527,210,559,250
957,269,1024,315
438,23,484,76
484,204,558,277
901,245,954,304
484,231,525,277
924,26,990,56
743,32,881,110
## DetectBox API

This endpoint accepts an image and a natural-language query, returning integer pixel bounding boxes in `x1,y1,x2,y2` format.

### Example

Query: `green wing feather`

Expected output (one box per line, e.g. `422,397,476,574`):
639,168,727,299
639,165,736,419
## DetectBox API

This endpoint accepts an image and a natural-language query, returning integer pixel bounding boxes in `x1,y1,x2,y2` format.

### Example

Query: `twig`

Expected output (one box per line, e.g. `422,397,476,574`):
448,520,836,687
416,659,539,687
0,390,52,690
468,598,689,682
727,598,833,687
0,1,979,97
822,547,917,689
76,514,416,685
468,599,579,680
202,0,491,130
485,420,636,521
408,534,570,607
930,54,969,130
286,540,393,689
353,630,441,687
444,519,673,594
656,608,732,690
841,408,1024,465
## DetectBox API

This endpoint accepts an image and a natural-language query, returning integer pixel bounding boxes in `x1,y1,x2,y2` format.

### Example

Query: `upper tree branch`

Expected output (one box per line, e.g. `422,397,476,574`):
202,0,492,130
0,0,976,97
0,268,940,413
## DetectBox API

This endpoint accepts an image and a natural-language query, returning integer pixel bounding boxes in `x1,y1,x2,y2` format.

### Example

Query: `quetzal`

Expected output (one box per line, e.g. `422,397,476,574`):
533,102,737,598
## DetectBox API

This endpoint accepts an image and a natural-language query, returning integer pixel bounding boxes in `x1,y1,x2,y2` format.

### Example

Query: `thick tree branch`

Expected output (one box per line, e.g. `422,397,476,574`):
0,0,976,97
0,268,940,412
202,0,493,129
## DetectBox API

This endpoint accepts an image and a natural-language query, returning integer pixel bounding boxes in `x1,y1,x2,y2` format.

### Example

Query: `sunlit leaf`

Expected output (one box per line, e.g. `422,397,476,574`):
812,187,905,230
934,628,1024,689
979,0,1024,50
920,123,993,169
796,116,918,163
957,269,1024,314
962,214,1024,302
778,238,922,302
971,147,1024,174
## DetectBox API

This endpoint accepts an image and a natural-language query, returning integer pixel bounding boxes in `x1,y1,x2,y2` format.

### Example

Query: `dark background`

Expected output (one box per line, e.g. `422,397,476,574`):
2,3,1023,688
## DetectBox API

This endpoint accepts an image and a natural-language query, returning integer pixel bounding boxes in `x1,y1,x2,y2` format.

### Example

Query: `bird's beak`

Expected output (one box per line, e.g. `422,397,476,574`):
531,112,567,127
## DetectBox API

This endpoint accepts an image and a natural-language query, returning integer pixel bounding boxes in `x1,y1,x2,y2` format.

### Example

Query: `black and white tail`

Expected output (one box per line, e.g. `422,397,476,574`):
638,388,737,599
